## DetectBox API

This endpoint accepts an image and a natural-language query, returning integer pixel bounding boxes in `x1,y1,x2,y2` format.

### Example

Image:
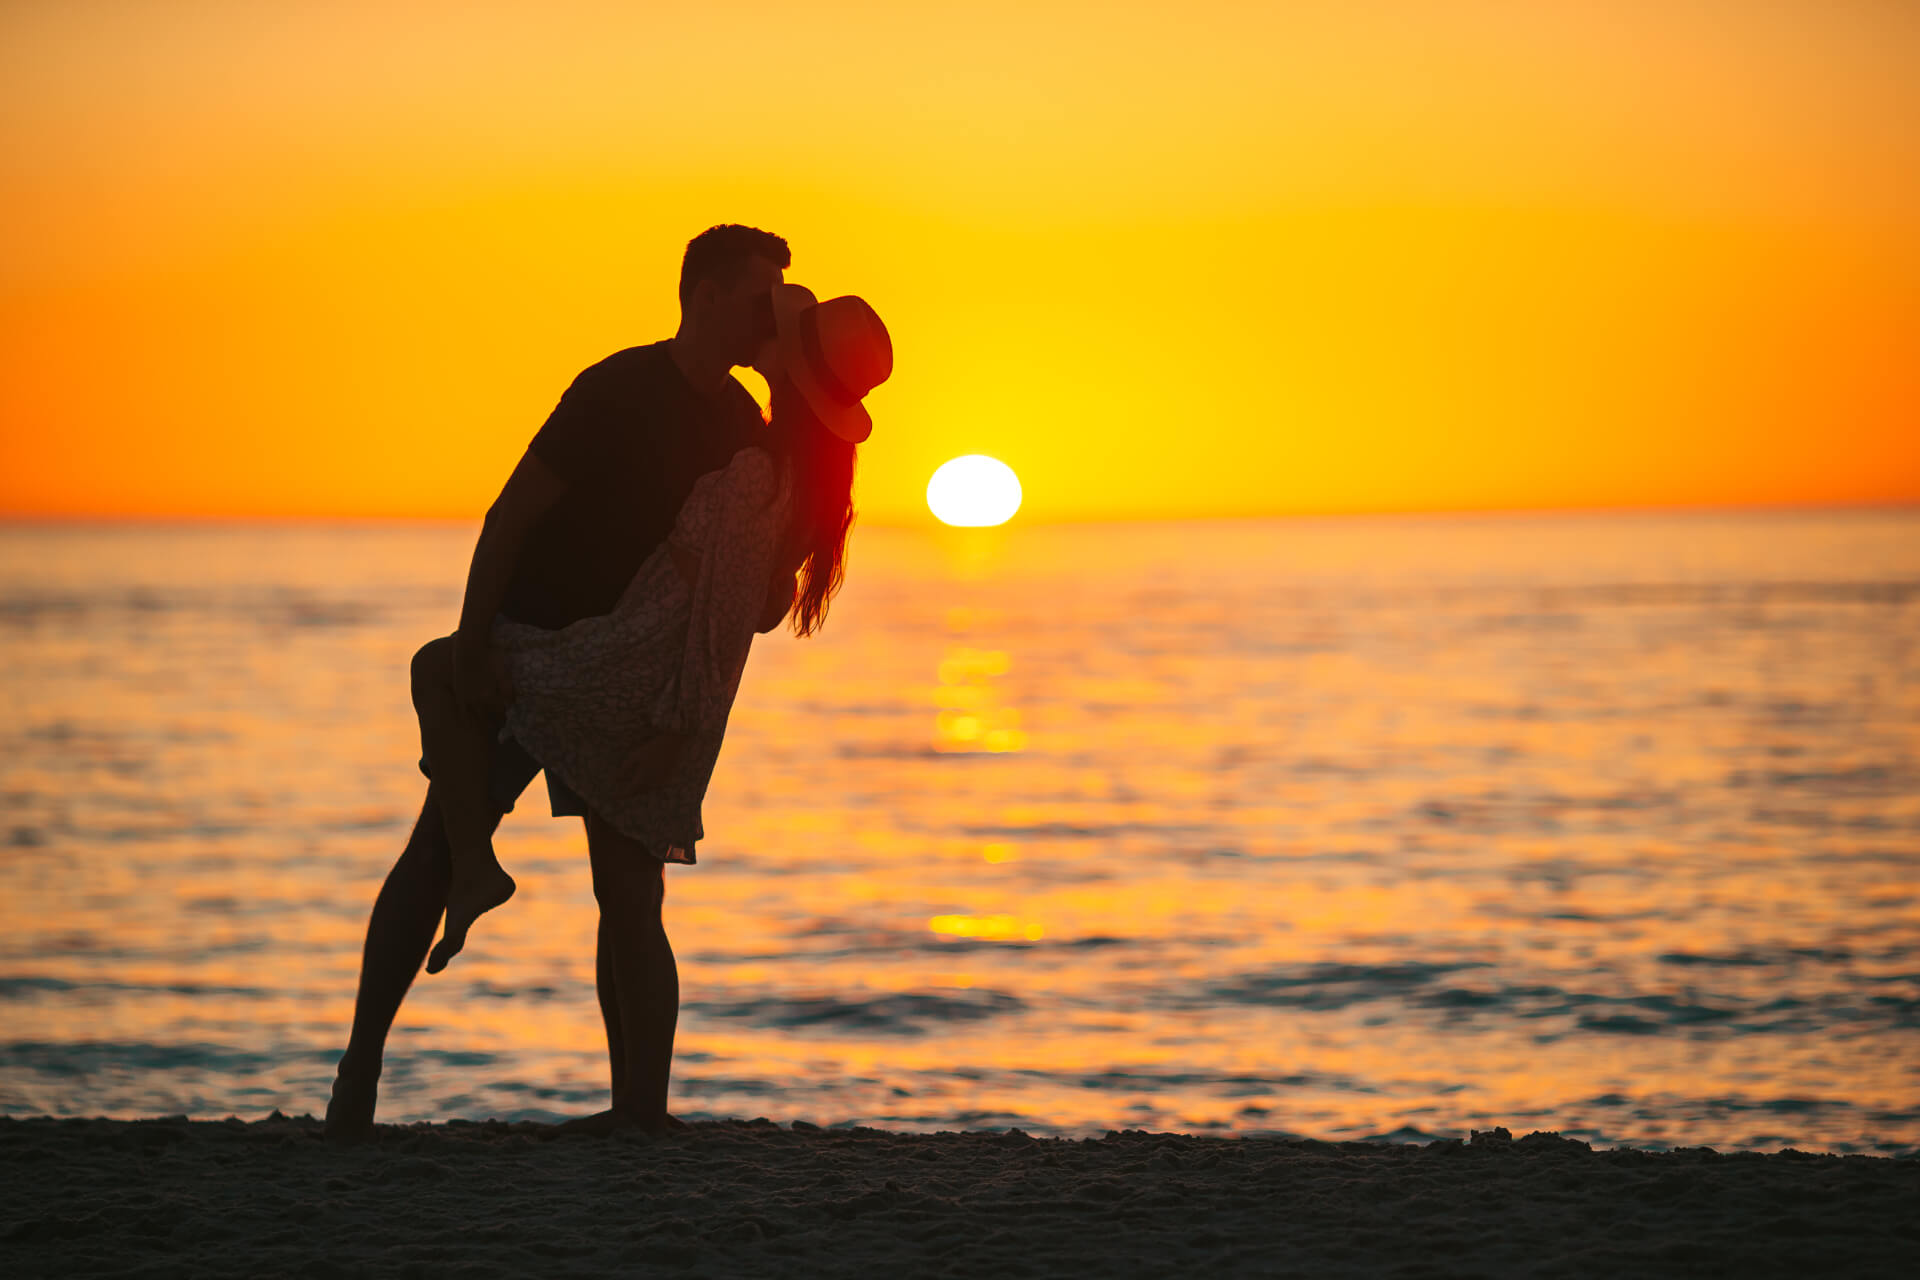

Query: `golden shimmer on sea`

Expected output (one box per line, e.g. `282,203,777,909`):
4,512,1917,1151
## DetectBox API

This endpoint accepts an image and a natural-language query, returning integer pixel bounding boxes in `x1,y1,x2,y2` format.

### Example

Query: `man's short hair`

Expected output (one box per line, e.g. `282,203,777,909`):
680,224,791,307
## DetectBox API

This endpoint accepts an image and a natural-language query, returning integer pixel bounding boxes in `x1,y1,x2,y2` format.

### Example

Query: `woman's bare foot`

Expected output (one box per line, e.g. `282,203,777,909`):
426,860,516,974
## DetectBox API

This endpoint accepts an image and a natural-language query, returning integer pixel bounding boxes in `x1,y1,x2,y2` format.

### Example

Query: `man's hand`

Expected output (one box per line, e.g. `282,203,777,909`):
452,633,514,719
625,732,688,788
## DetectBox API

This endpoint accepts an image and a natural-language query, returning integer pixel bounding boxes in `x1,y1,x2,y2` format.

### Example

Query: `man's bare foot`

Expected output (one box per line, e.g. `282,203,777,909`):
426,862,516,974
544,1108,685,1139
324,1059,379,1145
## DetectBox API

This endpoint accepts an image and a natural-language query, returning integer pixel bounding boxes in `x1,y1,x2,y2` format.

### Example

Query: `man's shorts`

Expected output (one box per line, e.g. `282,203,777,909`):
418,730,588,820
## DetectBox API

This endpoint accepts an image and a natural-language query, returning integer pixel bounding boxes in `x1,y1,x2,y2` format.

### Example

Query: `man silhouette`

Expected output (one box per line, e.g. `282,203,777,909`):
325,224,791,1141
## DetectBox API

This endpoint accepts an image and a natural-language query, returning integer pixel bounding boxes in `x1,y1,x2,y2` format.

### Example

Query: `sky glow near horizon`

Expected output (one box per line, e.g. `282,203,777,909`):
2,0,1915,524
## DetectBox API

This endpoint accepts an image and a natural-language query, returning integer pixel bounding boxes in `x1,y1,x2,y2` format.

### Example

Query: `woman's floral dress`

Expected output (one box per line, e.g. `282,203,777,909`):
493,446,792,864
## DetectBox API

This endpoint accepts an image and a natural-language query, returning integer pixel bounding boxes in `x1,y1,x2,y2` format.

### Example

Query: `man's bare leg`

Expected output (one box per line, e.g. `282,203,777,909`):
596,910,631,1112
410,636,516,973
551,812,682,1136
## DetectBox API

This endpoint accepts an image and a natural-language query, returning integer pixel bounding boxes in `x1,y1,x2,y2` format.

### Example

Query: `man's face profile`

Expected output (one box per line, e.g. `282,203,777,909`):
719,255,786,365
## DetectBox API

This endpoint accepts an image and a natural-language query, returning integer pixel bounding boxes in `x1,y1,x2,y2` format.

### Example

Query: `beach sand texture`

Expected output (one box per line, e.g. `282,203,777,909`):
3,1116,1914,1278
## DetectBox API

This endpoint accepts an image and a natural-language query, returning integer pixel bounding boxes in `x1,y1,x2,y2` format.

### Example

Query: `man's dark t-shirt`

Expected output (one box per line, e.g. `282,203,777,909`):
500,341,767,630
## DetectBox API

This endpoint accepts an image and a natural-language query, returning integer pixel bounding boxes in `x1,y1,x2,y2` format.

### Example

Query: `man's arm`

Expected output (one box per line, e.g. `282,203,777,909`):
452,449,567,714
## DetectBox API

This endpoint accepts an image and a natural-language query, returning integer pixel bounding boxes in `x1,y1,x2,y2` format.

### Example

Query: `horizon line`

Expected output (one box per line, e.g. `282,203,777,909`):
1,495,1917,532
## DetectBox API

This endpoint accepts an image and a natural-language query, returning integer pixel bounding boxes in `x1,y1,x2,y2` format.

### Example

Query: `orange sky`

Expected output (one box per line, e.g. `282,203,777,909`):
2,0,1915,524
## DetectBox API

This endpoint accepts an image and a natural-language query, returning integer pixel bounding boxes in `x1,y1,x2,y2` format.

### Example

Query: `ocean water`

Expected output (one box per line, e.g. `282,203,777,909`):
1,510,1916,1154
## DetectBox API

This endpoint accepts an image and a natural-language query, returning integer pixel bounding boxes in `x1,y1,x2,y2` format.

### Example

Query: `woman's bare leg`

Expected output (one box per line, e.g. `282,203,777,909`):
325,792,453,1142
555,811,679,1135
410,635,516,973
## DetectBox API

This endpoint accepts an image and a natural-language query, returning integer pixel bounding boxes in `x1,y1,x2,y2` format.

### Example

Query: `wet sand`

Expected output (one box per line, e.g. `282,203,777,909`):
3,1116,1915,1277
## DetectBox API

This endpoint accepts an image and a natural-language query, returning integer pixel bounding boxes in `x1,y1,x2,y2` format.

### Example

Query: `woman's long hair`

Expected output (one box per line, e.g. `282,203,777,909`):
765,374,857,637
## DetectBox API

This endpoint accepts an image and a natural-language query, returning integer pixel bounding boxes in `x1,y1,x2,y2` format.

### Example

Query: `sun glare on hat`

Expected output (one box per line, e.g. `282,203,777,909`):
927,456,1022,527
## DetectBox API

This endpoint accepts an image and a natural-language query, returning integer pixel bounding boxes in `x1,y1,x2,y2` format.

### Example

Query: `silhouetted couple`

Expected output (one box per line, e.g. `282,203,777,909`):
326,224,892,1141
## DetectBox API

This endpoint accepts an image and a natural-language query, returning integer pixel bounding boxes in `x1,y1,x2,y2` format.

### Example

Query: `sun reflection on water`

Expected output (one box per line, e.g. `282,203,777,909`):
933,647,1026,753
928,914,1046,942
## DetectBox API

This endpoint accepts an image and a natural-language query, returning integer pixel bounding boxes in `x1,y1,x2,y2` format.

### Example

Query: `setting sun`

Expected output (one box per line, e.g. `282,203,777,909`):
926,455,1022,527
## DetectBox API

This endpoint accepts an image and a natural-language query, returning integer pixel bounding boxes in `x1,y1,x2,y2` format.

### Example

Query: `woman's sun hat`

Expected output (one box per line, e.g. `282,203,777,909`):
771,283,892,444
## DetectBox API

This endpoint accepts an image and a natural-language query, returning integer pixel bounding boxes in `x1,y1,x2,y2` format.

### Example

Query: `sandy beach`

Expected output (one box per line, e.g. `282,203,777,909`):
3,1116,1914,1278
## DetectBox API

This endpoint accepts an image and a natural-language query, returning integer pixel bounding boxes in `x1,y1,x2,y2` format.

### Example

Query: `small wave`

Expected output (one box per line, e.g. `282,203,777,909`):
689,932,1133,966
484,1081,613,1103
466,982,562,1002
0,1040,278,1076
258,592,382,629
789,700,915,719
1410,790,1691,832
1009,1066,1381,1095
1583,1090,1880,1127
669,1074,793,1099
1658,947,1857,968
0,977,271,1001
1194,961,1489,1012
315,810,410,833
1499,988,1917,1037
1177,965,1920,1036
960,821,1212,840
1441,580,1920,609
683,989,1026,1035
400,1050,504,1069
0,587,383,630
834,744,1000,761
1725,765,1908,796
